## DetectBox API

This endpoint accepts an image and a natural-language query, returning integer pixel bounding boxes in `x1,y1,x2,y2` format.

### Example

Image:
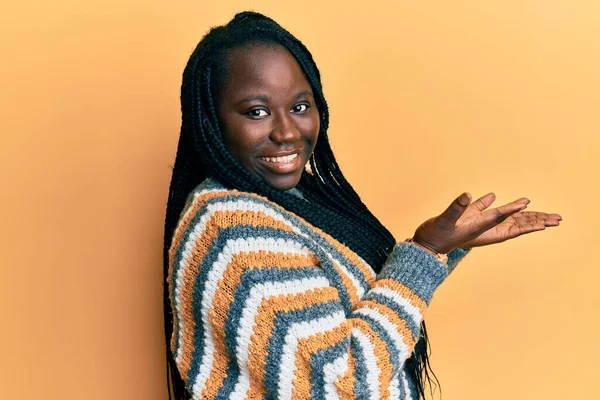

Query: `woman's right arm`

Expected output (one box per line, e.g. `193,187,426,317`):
168,190,559,399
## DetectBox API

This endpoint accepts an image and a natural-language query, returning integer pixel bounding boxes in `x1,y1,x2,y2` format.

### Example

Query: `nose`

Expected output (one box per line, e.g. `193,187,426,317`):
269,110,301,144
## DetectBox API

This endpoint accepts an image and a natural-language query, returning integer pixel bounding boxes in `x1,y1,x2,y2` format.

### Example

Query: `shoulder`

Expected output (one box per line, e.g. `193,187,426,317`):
167,179,319,282
169,179,306,254
182,178,296,224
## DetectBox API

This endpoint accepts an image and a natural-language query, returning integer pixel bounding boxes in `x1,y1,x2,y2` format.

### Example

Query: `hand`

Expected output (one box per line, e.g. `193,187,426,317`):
412,192,562,254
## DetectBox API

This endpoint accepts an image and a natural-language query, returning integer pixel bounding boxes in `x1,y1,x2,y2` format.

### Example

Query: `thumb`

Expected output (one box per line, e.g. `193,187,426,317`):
439,192,472,226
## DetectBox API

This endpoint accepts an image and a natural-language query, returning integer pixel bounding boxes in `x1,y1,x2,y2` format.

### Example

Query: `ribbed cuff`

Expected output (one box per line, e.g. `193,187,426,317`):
447,247,472,273
378,241,449,304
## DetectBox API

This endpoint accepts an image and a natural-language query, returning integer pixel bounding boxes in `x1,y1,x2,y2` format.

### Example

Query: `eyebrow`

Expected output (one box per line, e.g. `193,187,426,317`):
293,91,313,101
236,91,314,105
237,95,270,104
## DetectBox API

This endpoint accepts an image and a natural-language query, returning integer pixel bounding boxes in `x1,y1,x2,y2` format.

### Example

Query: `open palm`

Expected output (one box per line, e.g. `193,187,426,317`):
413,192,562,254
460,193,561,248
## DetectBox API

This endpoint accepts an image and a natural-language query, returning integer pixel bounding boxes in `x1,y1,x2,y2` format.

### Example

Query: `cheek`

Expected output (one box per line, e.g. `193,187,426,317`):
221,118,263,158
307,114,320,144
299,112,320,140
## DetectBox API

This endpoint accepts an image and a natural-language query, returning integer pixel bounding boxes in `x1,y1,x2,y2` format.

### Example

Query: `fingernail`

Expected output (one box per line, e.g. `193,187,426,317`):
458,193,470,206
521,198,530,205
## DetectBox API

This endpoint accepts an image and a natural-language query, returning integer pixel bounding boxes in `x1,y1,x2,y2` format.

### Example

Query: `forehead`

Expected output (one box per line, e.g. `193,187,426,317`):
220,43,311,98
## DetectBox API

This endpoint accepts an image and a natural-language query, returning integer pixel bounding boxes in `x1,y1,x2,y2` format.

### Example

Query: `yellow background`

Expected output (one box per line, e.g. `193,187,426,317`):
1,1,598,399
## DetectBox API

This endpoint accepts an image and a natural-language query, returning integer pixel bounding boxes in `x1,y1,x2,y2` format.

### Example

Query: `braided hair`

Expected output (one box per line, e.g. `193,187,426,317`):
163,11,438,399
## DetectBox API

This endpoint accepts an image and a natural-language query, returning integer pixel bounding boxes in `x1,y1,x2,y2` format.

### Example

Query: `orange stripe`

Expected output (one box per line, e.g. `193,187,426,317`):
245,386,263,400
247,287,340,390
202,251,320,399
176,209,297,381
372,278,427,313
336,350,356,400
168,190,232,265
352,319,392,400
293,323,351,399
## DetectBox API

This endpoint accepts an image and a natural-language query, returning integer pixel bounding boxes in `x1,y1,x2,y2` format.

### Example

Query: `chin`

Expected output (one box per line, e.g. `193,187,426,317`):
263,173,302,191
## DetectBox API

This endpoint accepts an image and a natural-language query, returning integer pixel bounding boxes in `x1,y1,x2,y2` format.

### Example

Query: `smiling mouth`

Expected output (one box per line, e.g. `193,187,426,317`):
258,153,298,163
257,152,302,174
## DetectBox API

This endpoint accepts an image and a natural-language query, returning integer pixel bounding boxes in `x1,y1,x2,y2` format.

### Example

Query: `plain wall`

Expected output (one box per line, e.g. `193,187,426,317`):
1,1,598,399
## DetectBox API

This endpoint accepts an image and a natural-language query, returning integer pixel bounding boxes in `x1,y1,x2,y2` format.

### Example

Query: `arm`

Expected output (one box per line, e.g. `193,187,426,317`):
167,194,456,399
169,188,559,399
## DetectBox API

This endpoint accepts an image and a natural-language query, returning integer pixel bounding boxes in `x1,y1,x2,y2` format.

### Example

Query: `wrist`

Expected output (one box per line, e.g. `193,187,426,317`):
406,237,449,264
409,235,442,254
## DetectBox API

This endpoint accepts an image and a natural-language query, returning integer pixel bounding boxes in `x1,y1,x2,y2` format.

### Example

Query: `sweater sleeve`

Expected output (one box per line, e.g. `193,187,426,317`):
447,247,471,272
167,194,464,400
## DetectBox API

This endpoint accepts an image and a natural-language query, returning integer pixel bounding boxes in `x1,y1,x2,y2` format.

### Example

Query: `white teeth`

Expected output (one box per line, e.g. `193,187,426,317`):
260,153,298,163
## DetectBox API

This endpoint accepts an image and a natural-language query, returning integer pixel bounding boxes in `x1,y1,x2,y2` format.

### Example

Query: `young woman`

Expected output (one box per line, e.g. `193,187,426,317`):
163,11,561,400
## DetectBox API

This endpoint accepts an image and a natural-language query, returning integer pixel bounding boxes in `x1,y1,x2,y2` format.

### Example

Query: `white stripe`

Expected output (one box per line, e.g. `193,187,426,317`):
229,374,249,400
172,189,218,239
173,198,304,363
388,370,401,399
402,374,412,399
230,276,332,399
351,328,381,400
188,237,312,398
354,307,410,362
172,188,229,242
278,311,347,400
323,353,348,400
368,286,423,327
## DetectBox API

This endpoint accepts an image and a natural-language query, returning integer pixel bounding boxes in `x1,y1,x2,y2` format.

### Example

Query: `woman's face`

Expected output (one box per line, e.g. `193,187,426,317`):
216,43,320,191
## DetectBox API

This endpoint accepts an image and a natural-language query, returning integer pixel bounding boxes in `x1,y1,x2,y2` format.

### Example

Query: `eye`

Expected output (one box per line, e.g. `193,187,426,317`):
291,103,309,113
246,108,269,118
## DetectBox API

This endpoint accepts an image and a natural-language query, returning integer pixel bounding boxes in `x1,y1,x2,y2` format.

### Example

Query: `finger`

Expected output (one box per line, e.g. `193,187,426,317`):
512,212,544,224
439,192,472,226
512,211,562,223
512,212,561,227
470,192,496,212
504,220,547,240
514,211,562,220
513,217,559,227
543,213,562,222
476,198,530,232
544,219,561,227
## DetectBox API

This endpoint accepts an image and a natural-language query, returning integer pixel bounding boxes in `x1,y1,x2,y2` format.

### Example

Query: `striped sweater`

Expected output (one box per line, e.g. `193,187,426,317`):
167,178,470,400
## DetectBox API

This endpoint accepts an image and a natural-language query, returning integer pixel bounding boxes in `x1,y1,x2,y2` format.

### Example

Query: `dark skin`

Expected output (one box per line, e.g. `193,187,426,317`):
216,43,562,254
217,44,319,192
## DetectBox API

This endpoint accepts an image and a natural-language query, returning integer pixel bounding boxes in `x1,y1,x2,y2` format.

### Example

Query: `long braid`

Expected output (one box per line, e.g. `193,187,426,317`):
163,11,438,399
267,25,396,258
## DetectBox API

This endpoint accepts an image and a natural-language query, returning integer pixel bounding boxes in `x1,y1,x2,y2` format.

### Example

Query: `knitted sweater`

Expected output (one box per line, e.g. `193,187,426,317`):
167,178,470,400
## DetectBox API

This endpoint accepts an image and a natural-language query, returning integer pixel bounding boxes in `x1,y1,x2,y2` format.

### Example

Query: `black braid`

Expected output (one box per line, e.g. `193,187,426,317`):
163,11,439,400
